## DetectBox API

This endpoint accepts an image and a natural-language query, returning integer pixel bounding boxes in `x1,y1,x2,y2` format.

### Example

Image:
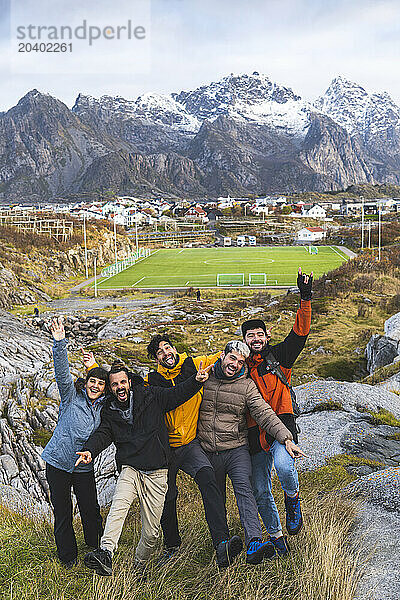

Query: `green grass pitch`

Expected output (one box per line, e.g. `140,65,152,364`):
97,246,349,289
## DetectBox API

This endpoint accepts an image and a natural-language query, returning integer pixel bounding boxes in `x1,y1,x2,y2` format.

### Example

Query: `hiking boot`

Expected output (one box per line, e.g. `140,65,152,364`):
216,535,243,569
284,492,303,535
157,546,180,567
84,548,112,576
270,535,290,557
246,538,276,565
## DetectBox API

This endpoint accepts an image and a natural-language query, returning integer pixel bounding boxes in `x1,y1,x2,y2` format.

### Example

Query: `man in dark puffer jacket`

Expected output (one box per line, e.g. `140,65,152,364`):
76,360,209,577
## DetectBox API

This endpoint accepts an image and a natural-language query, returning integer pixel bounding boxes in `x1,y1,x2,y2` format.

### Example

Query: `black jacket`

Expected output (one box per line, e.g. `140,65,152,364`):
83,373,203,471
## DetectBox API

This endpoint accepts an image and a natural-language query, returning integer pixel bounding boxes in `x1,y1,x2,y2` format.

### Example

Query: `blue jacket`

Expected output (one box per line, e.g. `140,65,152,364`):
42,339,105,473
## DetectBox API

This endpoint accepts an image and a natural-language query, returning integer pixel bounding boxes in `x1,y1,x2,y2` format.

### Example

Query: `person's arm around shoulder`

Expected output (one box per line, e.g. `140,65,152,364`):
51,317,75,405
75,410,114,467
245,380,306,459
154,361,212,412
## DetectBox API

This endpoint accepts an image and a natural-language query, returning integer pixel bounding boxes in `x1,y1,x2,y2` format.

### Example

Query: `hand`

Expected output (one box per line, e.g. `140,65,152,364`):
285,440,307,459
196,361,213,383
75,451,92,467
51,317,65,341
297,267,313,301
81,348,96,369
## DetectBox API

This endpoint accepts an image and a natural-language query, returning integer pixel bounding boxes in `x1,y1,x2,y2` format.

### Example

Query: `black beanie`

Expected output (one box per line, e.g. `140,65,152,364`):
241,319,267,338
86,367,108,383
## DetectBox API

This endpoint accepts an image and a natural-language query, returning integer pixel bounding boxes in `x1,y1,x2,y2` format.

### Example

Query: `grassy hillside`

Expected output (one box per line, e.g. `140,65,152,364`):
0,461,364,600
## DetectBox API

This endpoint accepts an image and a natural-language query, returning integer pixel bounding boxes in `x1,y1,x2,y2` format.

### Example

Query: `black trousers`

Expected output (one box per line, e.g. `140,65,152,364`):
160,440,229,549
46,463,103,563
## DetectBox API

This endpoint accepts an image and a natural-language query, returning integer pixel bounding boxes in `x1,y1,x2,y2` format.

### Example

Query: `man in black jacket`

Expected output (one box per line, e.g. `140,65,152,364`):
76,360,210,576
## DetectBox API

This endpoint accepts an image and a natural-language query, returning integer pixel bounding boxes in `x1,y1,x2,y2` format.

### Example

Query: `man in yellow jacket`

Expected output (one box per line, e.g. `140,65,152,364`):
146,334,251,566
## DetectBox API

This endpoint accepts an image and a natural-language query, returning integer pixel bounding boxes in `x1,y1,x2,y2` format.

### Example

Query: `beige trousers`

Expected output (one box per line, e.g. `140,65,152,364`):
100,465,168,564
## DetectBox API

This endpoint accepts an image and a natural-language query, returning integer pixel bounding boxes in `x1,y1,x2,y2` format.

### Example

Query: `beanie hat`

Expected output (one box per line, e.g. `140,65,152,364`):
86,367,108,383
241,319,267,338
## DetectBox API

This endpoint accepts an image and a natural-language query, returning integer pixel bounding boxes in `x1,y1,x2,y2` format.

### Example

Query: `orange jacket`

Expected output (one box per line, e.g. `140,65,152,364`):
246,299,311,452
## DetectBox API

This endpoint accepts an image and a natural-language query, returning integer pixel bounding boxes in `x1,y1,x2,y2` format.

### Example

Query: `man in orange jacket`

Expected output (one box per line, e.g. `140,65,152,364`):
242,268,312,557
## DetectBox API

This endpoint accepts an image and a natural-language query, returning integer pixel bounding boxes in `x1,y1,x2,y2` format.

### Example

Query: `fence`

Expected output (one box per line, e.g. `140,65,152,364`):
100,248,152,277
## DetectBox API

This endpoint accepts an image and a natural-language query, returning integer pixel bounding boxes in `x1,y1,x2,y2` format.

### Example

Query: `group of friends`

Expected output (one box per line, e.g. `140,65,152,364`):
41,268,312,576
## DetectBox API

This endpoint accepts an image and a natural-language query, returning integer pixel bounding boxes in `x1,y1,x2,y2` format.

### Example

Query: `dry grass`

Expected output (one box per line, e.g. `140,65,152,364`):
0,471,364,600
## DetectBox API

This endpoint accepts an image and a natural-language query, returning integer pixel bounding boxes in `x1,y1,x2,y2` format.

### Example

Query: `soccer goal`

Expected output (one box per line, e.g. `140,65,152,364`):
249,273,267,286
308,245,318,255
216,273,245,286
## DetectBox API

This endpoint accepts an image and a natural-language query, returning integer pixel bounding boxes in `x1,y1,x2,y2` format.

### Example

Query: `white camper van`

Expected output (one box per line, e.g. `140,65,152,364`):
223,237,232,247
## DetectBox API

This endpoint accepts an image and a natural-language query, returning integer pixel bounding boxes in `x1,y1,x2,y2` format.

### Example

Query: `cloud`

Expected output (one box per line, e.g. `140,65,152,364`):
0,0,399,110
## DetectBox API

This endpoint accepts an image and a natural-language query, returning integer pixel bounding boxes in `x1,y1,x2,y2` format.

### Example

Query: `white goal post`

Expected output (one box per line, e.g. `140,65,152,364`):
216,273,245,286
249,273,267,286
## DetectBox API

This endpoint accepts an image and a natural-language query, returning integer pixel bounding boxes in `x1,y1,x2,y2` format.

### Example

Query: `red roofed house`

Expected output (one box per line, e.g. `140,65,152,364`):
296,226,326,243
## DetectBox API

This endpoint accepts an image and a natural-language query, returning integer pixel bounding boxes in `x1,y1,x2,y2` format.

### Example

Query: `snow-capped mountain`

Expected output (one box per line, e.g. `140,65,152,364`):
1,71,400,200
315,76,400,182
173,72,310,137
315,75,400,139
74,72,313,141
73,92,200,132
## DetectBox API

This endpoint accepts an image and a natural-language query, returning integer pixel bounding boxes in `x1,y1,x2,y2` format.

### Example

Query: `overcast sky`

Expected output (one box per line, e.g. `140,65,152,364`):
0,0,399,111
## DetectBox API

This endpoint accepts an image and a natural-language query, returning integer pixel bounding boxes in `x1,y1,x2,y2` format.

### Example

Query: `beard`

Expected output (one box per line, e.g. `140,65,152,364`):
249,340,268,355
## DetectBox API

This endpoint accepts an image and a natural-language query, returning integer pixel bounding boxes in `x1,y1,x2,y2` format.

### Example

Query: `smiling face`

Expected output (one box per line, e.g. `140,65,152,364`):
244,327,268,354
156,341,179,369
109,370,131,403
220,350,246,378
85,376,106,401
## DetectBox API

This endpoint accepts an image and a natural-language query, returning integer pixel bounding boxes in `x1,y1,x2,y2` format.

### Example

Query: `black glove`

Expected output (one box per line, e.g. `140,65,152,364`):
297,271,313,301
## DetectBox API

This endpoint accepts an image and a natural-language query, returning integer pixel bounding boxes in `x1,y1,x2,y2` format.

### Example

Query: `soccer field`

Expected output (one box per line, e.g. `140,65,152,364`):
97,246,349,289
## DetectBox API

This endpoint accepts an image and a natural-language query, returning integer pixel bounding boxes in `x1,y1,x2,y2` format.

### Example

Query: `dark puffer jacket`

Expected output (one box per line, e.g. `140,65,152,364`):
197,369,292,453
83,373,203,472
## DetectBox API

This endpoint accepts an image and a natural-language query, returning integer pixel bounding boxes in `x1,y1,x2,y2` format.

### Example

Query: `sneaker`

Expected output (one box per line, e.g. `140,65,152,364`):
284,492,303,535
157,546,180,567
270,535,290,557
246,538,276,565
84,548,112,576
216,535,243,569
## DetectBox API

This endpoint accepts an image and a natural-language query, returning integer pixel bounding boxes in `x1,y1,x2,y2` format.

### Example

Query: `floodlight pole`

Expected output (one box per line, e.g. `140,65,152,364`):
114,217,118,268
134,202,139,256
94,255,97,298
361,197,364,250
378,203,381,261
83,212,88,279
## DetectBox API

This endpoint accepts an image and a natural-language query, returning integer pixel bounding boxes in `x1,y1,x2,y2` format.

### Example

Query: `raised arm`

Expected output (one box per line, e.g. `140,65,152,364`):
51,317,75,405
267,268,312,368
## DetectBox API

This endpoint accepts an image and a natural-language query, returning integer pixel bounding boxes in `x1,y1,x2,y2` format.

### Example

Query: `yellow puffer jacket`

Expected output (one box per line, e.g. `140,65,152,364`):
146,351,220,447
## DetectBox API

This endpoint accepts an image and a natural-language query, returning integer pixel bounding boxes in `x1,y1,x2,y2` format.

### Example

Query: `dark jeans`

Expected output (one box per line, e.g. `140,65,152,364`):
161,439,229,549
46,463,103,563
206,445,263,546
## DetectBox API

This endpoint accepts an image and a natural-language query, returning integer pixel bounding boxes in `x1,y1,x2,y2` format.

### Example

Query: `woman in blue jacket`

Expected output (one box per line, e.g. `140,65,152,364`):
42,317,108,567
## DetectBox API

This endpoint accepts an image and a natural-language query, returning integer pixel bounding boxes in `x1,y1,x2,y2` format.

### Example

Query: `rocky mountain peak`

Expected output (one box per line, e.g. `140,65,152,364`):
314,76,400,138
173,71,302,122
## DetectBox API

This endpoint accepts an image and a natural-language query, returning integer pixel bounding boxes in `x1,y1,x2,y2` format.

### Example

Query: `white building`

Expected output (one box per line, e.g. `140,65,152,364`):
296,226,326,242
302,204,326,219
